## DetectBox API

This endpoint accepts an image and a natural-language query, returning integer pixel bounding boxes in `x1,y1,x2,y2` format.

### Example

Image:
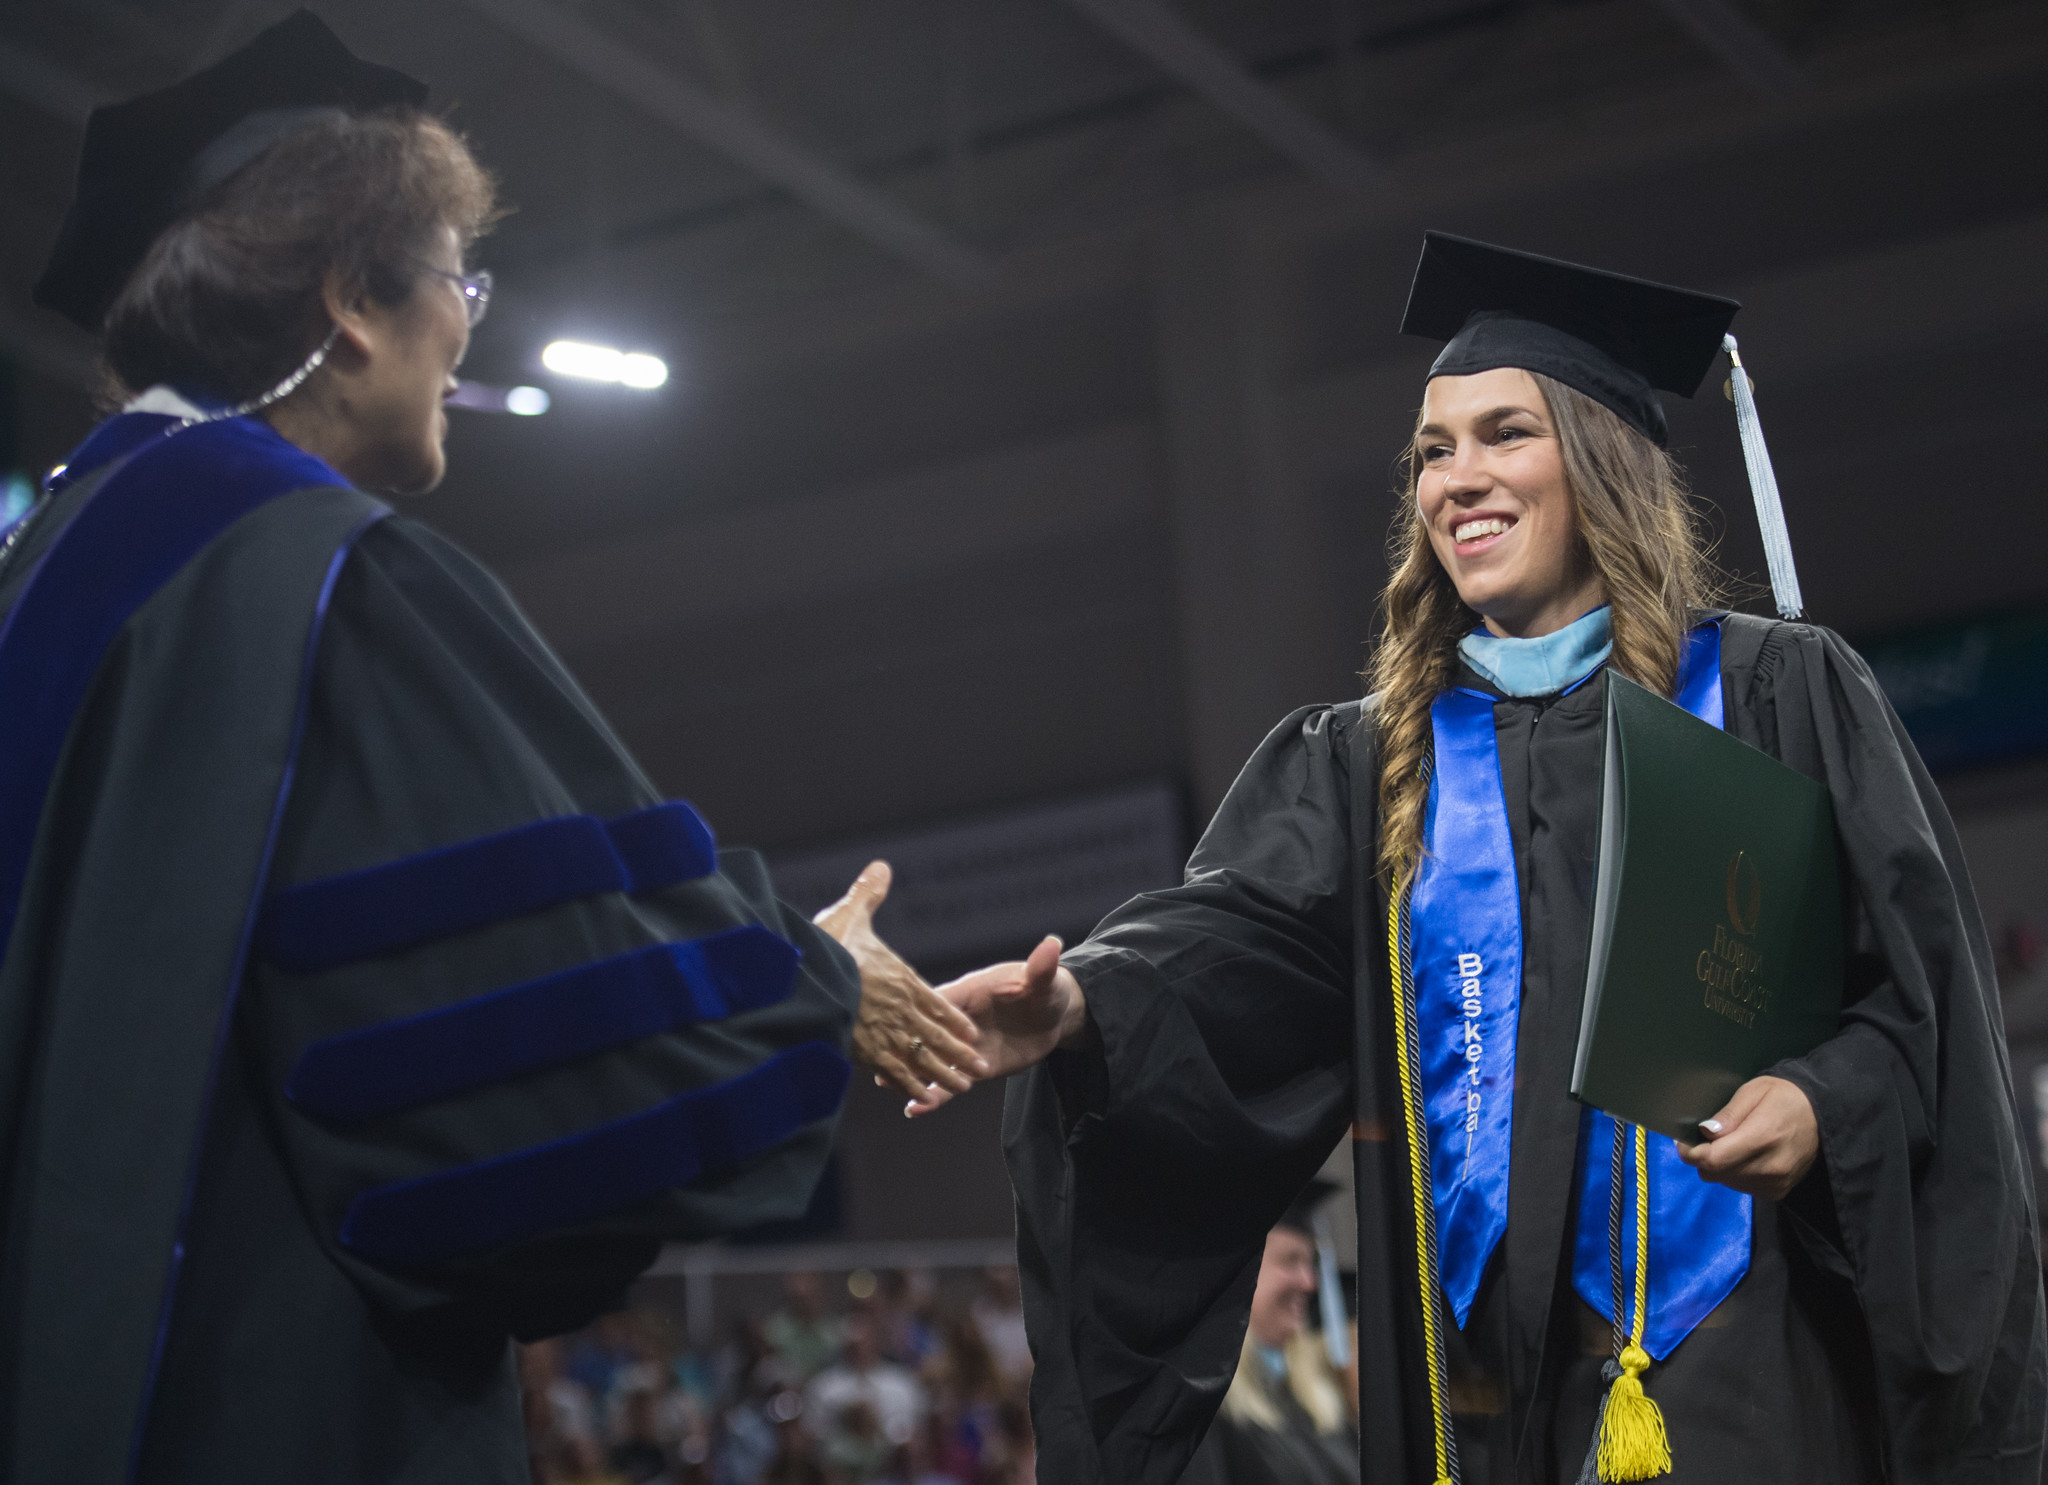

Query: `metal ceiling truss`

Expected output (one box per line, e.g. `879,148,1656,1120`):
1648,0,1808,95
1058,0,1393,197
0,0,1808,306
449,0,997,287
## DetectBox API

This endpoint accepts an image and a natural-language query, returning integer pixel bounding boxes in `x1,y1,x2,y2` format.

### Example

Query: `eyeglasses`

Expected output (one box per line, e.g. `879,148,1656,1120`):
421,266,493,328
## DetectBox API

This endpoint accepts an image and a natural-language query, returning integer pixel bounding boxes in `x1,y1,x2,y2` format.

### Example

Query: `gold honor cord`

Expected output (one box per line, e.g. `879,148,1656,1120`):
1592,1124,1673,1481
1387,870,1460,1485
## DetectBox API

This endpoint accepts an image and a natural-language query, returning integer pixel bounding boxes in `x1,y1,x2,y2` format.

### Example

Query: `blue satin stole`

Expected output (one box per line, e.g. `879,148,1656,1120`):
1414,622,1750,1358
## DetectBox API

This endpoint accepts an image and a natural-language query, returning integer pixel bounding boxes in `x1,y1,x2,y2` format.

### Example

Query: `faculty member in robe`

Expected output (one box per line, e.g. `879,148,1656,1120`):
0,14,980,1483
934,235,2046,1483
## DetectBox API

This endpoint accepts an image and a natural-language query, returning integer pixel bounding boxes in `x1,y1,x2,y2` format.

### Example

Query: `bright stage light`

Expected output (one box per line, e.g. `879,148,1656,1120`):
618,353,669,389
504,385,551,416
541,340,669,389
541,340,619,379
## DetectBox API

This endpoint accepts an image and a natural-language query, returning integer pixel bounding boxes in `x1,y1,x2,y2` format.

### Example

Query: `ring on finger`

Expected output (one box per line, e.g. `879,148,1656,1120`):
908,1037,925,1055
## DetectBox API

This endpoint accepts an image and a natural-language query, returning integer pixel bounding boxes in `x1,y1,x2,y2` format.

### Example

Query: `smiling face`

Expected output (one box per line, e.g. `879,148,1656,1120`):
346,225,472,495
1414,366,1607,639
1247,1227,1318,1350
275,223,472,496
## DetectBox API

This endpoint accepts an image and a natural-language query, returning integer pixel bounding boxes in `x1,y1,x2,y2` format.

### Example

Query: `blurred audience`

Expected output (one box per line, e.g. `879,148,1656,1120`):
874,1268,941,1370
806,1314,925,1457
925,1313,1005,1480
522,1267,1039,1485
766,1273,845,1381
967,1267,1031,1385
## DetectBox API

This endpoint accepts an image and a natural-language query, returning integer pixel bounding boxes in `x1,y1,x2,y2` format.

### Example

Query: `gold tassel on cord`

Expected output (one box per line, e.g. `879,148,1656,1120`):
1589,1122,1672,1482
1595,1342,1671,1481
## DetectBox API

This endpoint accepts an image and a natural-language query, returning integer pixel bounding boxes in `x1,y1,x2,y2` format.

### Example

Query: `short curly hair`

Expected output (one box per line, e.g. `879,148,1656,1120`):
102,108,498,404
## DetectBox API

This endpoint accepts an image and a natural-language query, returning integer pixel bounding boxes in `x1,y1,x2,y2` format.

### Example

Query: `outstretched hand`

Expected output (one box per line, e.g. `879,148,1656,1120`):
814,860,987,1114
1677,1074,1819,1200
916,936,1088,1118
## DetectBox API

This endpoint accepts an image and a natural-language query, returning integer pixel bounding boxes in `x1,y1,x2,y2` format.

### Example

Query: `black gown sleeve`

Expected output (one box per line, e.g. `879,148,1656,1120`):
1729,616,2046,1481
242,516,860,1338
1004,703,1362,1485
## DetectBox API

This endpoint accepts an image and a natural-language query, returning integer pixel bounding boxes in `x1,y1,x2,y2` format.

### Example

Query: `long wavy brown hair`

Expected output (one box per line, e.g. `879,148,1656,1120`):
1367,370,1722,881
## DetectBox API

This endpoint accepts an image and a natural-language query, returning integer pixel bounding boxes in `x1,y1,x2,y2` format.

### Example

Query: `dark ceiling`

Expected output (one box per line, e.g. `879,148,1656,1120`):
2,0,2026,378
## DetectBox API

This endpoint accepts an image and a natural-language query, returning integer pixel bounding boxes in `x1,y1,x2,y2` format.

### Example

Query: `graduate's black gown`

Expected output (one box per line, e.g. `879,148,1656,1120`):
1006,613,2046,1485
0,423,858,1484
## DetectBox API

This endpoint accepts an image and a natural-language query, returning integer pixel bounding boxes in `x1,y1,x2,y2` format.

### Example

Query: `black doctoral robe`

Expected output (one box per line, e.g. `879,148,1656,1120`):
1006,613,2046,1485
0,417,859,1484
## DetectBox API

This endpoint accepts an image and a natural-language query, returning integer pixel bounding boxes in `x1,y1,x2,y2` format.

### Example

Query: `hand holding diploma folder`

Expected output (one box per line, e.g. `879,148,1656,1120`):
1572,673,1845,1150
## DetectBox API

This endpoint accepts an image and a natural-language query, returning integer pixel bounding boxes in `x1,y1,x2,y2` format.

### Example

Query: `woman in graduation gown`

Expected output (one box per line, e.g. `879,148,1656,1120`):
0,16,980,1484
938,234,2047,1484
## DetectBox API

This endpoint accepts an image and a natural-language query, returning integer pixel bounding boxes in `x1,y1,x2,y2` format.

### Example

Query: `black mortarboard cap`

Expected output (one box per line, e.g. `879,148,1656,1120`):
1400,231,1740,446
32,10,427,331
1275,1177,1341,1238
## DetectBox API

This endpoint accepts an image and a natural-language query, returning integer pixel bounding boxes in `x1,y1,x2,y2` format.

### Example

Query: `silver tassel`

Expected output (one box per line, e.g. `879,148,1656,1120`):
1576,1359,1623,1485
1722,333,1804,619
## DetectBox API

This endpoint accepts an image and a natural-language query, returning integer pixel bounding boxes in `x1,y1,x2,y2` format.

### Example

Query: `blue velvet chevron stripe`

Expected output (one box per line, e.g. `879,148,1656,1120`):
340,1040,851,1265
0,415,346,973
255,801,717,973
287,926,803,1122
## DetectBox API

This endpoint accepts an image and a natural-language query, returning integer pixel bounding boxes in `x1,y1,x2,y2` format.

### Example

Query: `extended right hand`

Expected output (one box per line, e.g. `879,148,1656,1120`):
919,936,1088,1117
814,860,986,1112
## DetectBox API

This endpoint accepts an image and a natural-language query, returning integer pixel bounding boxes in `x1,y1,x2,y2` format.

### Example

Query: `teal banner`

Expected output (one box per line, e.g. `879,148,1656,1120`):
1860,611,2048,774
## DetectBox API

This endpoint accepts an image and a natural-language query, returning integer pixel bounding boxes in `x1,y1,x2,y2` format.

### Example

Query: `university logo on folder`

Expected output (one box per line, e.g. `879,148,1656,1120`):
1571,673,1845,1141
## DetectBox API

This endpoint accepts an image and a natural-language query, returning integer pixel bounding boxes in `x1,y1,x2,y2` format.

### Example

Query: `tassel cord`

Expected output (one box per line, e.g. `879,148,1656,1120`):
1388,827,1461,1485
1607,1118,1627,1359
1630,1127,1651,1348
1578,1126,1631,1485
1592,1124,1673,1482
1722,333,1804,620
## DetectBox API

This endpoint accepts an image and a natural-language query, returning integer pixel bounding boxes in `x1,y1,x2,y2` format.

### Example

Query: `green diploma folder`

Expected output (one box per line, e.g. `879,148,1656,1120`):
1570,673,1845,1142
